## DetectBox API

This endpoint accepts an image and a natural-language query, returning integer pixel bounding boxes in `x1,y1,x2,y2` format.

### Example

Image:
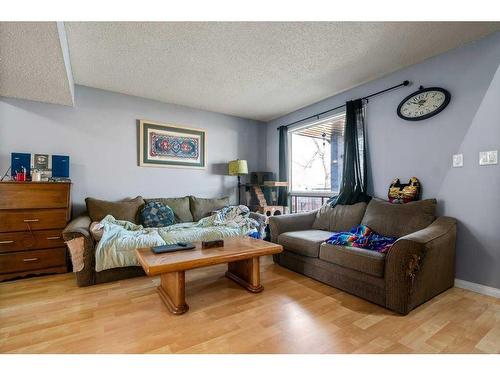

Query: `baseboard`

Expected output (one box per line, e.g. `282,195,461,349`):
455,278,500,298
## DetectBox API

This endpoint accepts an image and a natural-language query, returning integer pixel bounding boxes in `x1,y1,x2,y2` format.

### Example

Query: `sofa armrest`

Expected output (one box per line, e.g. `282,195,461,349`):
385,216,457,314
62,215,93,240
62,215,97,287
268,210,317,243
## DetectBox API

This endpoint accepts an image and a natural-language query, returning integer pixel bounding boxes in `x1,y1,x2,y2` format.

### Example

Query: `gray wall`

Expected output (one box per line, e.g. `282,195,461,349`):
1,85,266,215
1,32,499,289
266,32,500,289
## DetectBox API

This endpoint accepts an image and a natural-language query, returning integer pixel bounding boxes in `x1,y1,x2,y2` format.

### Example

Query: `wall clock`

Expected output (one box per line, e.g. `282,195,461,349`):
397,86,451,121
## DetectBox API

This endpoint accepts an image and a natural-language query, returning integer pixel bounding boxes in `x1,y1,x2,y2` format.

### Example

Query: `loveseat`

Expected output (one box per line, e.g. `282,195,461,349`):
269,198,456,314
62,195,266,286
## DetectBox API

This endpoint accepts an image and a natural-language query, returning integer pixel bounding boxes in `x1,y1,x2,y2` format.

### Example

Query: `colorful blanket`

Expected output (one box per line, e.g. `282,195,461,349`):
326,225,397,253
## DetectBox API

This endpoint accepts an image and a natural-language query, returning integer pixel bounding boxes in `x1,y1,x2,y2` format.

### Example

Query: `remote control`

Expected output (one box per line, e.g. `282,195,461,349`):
151,242,195,254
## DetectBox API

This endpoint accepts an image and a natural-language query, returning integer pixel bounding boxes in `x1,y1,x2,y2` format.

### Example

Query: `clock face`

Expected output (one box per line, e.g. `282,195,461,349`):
397,87,450,121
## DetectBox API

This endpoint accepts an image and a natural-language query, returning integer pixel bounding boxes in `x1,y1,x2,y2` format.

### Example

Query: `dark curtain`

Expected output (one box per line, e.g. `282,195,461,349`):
328,99,371,207
277,126,288,206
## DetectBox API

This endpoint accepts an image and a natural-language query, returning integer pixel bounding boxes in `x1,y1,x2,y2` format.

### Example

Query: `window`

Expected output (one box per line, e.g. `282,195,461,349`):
289,112,346,212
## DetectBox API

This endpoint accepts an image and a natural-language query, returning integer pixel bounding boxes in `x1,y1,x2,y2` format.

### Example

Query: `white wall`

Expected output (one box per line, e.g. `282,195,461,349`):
0,85,267,215
266,32,500,289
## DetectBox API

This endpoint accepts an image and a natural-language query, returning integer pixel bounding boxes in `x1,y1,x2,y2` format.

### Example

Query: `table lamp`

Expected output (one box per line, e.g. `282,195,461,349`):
228,159,248,204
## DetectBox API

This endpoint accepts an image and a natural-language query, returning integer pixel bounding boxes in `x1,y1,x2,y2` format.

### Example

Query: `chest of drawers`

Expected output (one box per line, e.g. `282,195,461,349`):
0,182,71,281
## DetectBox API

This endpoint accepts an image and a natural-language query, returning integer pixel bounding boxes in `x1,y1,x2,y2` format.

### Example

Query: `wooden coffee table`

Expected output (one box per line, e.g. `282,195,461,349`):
135,237,283,315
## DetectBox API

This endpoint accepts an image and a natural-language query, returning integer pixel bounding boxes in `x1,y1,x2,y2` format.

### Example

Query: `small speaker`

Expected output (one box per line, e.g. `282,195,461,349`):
11,153,31,178
51,155,70,178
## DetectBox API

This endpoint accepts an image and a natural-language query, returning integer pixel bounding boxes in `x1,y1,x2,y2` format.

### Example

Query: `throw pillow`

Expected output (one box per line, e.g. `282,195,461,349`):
388,177,421,204
140,201,175,228
144,197,193,223
85,196,145,223
189,196,230,222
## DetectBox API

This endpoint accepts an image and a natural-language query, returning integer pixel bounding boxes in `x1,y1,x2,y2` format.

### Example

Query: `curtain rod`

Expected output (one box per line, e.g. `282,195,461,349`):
277,80,410,130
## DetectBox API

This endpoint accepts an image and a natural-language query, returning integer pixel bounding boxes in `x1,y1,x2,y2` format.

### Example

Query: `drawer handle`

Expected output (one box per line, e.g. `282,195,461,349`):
23,258,39,262
47,236,61,240
0,240,15,244
23,219,39,223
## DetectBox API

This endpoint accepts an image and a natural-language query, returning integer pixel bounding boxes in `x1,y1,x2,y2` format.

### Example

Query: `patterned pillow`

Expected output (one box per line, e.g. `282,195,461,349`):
140,201,175,228
388,177,421,204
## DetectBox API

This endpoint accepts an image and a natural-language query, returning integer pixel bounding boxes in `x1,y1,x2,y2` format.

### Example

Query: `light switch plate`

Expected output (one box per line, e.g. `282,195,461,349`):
452,154,463,168
479,150,498,166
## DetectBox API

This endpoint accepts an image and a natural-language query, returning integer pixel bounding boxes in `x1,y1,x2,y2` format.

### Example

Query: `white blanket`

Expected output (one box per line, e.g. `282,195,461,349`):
94,206,259,272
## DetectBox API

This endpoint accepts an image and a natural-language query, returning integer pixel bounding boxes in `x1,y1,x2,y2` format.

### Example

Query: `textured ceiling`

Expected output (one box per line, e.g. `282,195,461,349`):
0,22,74,106
2,22,499,119
65,22,500,121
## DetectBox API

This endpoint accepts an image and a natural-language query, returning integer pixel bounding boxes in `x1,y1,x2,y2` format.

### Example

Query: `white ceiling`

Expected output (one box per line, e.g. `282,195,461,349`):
0,22,74,106
2,22,499,121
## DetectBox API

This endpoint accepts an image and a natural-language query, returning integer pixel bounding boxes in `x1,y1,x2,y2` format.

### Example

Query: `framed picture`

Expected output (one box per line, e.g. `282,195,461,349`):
138,119,206,169
32,153,49,170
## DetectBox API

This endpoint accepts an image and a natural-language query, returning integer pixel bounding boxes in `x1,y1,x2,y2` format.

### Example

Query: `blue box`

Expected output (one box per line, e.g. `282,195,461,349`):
51,155,70,178
11,153,31,178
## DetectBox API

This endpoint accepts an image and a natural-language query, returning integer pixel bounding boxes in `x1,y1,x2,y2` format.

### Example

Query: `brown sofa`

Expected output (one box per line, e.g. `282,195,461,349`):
269,198,456,315
62,195,266,287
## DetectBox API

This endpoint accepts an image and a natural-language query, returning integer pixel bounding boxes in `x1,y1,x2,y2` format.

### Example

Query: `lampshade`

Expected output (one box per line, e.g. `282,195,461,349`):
228,159,248,176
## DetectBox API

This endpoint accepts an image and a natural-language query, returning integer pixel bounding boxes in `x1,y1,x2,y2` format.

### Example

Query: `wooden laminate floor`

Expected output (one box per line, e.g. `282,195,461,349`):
1,256,499,354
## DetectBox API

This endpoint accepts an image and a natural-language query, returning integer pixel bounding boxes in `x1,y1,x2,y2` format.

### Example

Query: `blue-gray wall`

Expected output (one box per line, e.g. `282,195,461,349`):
1,32,499,290
0,86,266,215
266,32,500,289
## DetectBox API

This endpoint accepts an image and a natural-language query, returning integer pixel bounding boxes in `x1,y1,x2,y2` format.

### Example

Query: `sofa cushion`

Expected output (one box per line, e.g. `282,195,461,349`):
319,243,386,277
278,230,334,258
144,197,193,223
361,198,436,238
312,202,368,232
85,196,145,223
189,196,229,222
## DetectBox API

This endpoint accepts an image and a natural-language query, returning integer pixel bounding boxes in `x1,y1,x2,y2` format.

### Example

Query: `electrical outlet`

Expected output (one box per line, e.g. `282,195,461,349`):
479,150,498,166
452,154,463,168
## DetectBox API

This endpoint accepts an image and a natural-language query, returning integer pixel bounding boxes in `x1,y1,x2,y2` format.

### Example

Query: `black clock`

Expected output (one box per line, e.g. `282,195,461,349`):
397,86,450,121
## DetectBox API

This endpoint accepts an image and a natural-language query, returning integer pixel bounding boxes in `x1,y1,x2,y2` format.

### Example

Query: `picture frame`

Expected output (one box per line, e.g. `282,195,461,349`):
137,119,206,169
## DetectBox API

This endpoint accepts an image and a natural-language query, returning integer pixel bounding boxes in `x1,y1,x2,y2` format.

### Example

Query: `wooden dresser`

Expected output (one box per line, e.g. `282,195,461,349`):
0,182,71,282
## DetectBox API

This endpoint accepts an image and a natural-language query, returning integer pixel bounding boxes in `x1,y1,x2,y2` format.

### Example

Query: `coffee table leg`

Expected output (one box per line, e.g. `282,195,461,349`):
157,271,189,315
225,256,264,293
